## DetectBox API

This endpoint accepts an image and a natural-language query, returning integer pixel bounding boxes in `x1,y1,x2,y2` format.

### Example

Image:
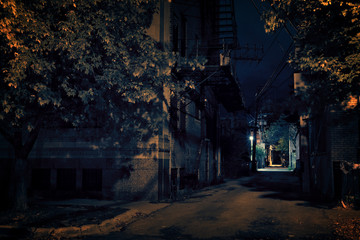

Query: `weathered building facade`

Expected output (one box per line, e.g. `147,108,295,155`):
294,73,360,202
220,110,250,177
0,0,243,203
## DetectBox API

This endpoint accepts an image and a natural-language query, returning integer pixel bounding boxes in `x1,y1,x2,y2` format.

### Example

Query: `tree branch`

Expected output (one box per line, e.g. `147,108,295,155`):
22,117,42,159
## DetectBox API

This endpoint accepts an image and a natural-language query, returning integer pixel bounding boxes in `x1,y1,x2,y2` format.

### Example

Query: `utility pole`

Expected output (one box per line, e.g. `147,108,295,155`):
251,98,259,172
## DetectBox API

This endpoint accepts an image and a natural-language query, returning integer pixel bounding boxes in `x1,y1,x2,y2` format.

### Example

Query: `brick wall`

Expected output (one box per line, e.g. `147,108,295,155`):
329,110,359,164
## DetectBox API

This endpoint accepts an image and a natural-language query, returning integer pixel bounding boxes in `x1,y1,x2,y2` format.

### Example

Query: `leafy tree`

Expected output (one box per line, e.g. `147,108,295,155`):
0,0,204,210
255,145,266,163
261,0,360,110
262,116,292,157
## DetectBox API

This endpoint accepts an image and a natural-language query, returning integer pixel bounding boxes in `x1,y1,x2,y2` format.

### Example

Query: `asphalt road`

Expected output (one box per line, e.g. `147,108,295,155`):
85,169,350,240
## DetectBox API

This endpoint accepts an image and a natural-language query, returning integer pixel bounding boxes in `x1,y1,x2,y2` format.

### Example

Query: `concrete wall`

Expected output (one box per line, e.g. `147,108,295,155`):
29,128,165,201
146,0,171,44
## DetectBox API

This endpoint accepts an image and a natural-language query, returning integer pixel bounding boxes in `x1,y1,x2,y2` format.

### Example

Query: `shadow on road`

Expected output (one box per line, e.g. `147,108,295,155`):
239,170,335,209
102,225,337,240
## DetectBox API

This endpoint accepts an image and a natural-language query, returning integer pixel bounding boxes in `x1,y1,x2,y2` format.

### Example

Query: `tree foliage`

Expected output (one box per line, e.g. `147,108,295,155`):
261,0,360,109
0,0,204,147
262,116,295,156
0,0,205,210
256,145,266,162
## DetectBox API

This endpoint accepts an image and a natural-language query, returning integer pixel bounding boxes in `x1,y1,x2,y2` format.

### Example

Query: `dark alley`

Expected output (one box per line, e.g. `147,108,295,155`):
78,169,357,240
0,1,359,239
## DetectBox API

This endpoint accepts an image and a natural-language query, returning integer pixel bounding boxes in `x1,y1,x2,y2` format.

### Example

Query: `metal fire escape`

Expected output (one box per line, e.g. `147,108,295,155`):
202,0,243,112
216,0,237,50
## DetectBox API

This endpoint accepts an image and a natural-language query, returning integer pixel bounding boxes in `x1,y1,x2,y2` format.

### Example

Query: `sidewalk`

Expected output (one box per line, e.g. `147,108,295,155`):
1,174,359,240
0,198,170,239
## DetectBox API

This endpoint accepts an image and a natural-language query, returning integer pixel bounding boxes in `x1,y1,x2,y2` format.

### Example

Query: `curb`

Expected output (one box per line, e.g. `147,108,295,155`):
32,209,139,239
31,202,170,239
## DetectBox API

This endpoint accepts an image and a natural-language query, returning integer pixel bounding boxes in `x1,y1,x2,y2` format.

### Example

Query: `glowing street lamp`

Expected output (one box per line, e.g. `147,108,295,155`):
249,135,254,162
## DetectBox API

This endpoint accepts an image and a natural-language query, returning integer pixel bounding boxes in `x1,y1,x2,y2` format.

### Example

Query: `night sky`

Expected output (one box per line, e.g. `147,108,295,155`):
234,0,294,111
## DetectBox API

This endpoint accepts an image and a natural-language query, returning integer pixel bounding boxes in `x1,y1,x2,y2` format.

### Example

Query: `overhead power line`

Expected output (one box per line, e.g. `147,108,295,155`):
256,42,294,100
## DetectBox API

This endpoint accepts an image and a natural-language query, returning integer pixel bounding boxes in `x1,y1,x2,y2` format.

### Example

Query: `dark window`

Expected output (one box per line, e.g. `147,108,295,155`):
180,15,187,57
171,168,178,186
179,168,185,190
32,168,51,190
195,103,200,120
82,168,102,191
172,24,179,52
57,168,76,191
171,168,178,199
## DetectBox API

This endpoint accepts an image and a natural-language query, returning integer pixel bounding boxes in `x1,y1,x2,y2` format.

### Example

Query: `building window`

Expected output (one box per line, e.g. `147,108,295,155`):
57,168,76,191
172,24,179,52
180,15,187,57
194,103,200,120
179,168,185,190
171,168,178,199
32,168,51,190
82,168,102,191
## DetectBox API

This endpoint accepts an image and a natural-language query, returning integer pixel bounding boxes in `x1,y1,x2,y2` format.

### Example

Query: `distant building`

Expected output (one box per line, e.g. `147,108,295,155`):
220,110,250,177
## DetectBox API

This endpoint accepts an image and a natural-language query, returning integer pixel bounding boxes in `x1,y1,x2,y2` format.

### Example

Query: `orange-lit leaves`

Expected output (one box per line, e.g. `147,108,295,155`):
343,95,359,110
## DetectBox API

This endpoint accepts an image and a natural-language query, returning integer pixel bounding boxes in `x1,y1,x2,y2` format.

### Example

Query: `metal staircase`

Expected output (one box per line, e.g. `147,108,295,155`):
216,0,237,49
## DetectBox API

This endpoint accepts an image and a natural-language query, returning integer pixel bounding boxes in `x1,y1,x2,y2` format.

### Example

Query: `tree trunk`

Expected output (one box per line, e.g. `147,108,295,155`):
9,128,39,211
10,153,31,211
1,119,41,211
